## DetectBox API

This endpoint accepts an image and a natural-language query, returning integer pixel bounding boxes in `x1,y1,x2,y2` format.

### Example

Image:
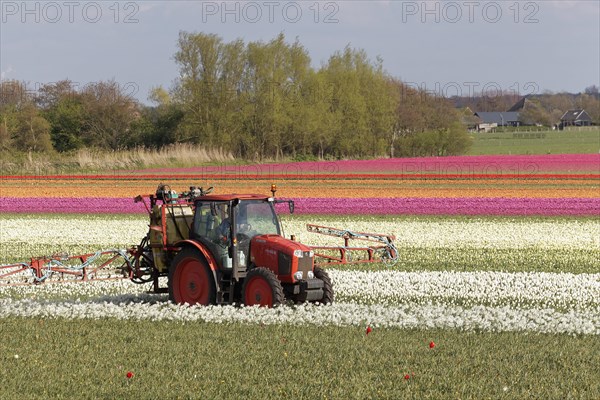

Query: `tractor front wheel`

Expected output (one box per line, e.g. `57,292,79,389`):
314,267,334,304
169,247,216,306
242,267,284,308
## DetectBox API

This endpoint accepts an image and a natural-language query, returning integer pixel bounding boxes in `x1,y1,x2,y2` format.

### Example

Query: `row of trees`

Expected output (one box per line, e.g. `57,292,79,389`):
157,32,469,159
0,79,139,153
1,32,471,160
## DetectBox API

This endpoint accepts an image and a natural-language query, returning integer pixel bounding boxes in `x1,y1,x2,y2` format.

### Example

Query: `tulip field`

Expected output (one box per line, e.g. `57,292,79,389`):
1,154,599,398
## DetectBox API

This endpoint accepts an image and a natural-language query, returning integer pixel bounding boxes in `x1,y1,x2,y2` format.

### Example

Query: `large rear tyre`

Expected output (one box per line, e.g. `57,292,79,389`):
314,267,334,305
169,247,216,305
242,267,284,308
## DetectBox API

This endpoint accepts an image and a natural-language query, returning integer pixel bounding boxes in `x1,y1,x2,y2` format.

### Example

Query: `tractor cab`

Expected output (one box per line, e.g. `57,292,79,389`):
178,194,328,306
190,195,284,271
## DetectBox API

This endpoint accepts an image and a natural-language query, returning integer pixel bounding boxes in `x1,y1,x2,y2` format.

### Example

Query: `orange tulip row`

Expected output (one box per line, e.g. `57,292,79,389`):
1,178,595,199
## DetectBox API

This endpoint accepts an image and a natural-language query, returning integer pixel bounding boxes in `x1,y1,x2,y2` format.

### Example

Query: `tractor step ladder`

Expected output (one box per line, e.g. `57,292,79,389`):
217,273,234,304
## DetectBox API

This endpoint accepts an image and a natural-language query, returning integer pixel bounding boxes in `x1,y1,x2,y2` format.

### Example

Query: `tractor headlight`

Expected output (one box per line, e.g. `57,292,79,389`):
293,249,304,258
294,271,303,281
307,270,314,279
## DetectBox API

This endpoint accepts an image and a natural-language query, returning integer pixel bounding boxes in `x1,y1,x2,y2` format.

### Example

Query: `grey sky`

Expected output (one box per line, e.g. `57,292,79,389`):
1,0,599,104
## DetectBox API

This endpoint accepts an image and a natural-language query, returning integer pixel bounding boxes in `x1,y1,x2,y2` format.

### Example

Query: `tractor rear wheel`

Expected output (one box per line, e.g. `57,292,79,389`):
314,267,334,304
242,267,284,308
169,247,216,306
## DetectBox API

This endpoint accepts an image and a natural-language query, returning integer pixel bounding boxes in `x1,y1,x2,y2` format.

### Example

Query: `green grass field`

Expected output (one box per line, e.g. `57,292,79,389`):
468,129,600,155
1,318,599,400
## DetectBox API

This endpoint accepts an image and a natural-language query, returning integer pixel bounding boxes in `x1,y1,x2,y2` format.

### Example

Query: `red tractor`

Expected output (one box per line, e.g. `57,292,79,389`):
132,185,333,307
1,184,396,302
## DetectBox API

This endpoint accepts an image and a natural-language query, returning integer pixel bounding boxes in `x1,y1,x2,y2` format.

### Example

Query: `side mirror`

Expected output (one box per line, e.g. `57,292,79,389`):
274,199,295,214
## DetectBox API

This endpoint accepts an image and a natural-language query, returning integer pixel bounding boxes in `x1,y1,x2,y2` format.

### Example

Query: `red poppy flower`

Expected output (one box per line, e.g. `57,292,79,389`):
366,326,372,335
429,341,435,349
126,371,134,379
404,374,410,380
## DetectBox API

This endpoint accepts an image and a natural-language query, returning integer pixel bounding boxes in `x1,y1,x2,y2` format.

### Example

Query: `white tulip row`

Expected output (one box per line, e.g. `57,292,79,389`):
1,297,597,335
1,215,598,254
329,270,600,310
1,270,597,335
0,215,147,249
3,271,598,310
284,216,600,250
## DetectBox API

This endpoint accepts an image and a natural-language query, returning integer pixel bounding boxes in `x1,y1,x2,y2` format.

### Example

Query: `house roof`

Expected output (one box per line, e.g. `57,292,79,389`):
560,109,592,122
508,97,527,112
459,106,474,115
474,112,520,125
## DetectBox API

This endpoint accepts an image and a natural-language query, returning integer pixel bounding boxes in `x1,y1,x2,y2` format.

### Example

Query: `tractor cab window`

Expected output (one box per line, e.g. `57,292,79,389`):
233,200,279,270
192,202,230,242
192,202,232,269
235,200,280,238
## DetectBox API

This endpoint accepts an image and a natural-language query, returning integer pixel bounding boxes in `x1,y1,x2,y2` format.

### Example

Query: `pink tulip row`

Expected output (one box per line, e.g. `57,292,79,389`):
0,197,147,214
2,197,598,216
139,154,600,175
276,197,600,216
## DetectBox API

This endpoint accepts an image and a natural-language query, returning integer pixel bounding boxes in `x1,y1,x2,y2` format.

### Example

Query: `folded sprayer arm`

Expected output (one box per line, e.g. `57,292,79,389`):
306,224,398,266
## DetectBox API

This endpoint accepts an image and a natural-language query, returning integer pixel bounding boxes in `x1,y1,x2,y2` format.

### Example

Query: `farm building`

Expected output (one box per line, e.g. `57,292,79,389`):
559,109,592,128
475,122,498,133
474,112,520,131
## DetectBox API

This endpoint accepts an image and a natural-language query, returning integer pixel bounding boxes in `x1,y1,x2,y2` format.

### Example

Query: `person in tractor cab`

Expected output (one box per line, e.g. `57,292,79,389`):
215,203,253,244
217,218,231,243
215,205,231,245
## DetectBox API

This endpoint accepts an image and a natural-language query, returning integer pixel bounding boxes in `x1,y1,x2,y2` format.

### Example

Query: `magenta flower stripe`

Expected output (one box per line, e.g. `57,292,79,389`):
1,197,598,216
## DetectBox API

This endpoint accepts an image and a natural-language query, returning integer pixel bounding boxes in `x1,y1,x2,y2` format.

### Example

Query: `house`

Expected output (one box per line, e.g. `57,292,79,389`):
559,109,592,128
474,112,520,130
476,122,498,133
